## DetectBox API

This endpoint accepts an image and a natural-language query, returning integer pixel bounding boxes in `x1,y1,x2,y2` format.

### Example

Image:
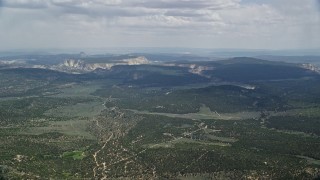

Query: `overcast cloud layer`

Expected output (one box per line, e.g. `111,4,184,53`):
0,0,319,50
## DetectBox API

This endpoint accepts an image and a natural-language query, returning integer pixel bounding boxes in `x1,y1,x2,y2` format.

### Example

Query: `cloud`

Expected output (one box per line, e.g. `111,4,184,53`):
0,0,3,13
47,0,239,30
0,0,319,50
130,0,239,10
3,0,48,9
51,0,122,9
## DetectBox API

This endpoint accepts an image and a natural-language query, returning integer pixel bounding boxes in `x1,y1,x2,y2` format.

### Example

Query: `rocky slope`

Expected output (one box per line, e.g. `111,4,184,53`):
301,63,320,74
52,56,150,73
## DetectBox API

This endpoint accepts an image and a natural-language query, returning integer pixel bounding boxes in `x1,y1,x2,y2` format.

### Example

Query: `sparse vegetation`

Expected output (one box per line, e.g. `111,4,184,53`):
0,57,319,179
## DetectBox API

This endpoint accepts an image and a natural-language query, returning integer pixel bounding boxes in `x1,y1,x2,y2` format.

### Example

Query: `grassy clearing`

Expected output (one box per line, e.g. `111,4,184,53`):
51,82,103,98
16,82,106,141
0,97,22,102
44,100,105,118
146,138,231,149
296,156,320,166
61,150,86,160
20,119,95,140
178,175,213,180
284,107,320,117
128,104,260,120
205,135,238,143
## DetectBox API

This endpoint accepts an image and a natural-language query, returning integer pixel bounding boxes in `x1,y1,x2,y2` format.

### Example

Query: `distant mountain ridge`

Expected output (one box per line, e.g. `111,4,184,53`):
53,56,150,73
0,55,319,84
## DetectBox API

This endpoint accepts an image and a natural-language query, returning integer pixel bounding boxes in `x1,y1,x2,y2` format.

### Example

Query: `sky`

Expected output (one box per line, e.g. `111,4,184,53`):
0,0,319,51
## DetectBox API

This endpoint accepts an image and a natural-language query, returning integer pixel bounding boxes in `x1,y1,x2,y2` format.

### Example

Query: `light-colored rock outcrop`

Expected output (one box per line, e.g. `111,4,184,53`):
302,63,320,74
54,56,150,73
